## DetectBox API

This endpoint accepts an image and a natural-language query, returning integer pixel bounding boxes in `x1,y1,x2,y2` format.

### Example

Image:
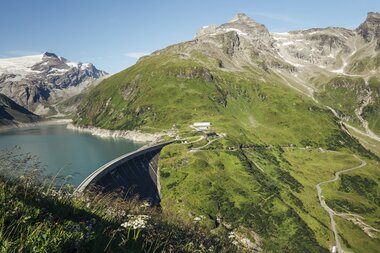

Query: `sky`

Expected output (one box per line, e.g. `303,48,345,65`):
0,0,379,73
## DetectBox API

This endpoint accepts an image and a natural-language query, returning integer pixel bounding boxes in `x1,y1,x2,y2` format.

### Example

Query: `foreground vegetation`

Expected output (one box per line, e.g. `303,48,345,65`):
0,148,235,252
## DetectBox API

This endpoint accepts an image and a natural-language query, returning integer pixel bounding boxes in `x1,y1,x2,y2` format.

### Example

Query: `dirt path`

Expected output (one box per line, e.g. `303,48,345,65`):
316,155,367,253
189,136,223,152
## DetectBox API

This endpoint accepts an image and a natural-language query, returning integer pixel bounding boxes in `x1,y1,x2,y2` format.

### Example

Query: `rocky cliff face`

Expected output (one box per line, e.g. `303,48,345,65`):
163,12,380,77
0,52,107,115
357,12,380,42
0,93,39,126
181,13,289,72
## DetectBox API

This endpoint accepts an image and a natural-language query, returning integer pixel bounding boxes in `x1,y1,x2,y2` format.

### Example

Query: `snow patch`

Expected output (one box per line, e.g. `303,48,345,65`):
49,68,67,73
80,63,91,70
272,32,289,36
273,36,288,41
66,61,79,68
224,28,247,36
0,54,44,76
282,41,295,46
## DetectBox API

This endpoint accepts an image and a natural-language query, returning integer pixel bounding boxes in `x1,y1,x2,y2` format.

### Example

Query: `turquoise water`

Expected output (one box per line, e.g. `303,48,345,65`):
0,124,143,186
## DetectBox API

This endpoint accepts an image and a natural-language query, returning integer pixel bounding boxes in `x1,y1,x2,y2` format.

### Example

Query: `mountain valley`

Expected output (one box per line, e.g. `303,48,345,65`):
0,52,107,118
69,12,380,252
1,9,379,253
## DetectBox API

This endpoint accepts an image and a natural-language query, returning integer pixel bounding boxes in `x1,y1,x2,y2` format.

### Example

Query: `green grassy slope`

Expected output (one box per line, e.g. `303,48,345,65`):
76,50,343,146
0,151,234,253
347,52,380,75
314,76,367,130
322,159,380,252
73,41,380,251
312,74,380,136
363,76,380,135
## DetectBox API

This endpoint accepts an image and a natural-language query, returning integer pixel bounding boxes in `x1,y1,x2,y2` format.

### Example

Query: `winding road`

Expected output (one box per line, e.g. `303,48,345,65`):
316,155,367,253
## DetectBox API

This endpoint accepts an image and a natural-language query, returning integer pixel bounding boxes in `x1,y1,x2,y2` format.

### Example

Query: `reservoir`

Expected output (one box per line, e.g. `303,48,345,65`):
0,123,144,186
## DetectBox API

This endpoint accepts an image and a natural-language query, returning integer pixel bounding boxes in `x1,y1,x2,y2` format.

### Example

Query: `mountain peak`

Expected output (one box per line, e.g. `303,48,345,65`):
228,13,262,26
229,13,252,22
356,12,380,42
222,13,270,38
367,12,380,20
43,52,59,59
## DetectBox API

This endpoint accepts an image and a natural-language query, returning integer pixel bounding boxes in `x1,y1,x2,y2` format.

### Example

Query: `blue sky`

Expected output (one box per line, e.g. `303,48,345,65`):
0,0,379,73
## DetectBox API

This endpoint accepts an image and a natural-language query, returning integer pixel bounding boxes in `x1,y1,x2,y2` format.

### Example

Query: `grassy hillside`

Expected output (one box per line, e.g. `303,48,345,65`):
312,74,380,136
0,150,234,252
159,140,378,252
347,52,380,75
72,44,380,252
363,76,380,135
322,159,380,252
314,76,367,130
76,50,346,147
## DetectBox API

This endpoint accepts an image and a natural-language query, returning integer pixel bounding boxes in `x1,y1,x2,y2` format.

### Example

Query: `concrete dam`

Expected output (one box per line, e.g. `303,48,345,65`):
76,141,173,205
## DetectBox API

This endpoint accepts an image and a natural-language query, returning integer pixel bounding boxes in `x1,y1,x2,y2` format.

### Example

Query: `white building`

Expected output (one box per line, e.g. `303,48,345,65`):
192,122,211,131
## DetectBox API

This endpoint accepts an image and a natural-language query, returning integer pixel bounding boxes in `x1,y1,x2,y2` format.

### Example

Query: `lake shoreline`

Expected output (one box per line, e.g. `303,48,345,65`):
0,122,145,186
0,118,165,144
66,123,163,143
0,118,72,132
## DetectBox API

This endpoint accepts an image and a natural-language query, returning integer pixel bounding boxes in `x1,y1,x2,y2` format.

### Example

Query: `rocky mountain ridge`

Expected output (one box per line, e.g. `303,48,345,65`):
0,52,107,115
357,12,380,43
189,12,380,138
0,93,39,126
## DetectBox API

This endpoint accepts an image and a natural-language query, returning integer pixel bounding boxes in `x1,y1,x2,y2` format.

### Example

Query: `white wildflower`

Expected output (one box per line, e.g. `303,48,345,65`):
117,210,126,217
121,214,150,230
193,216,202,222
240,238,251,246
140,202,150,208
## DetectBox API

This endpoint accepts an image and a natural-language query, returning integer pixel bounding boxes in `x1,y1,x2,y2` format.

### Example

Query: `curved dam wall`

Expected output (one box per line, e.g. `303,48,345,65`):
76,141,173,205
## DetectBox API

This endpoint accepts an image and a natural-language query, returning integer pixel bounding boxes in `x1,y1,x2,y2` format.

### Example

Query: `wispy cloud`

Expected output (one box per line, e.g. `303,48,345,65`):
251,11,301,24
124,52,150,59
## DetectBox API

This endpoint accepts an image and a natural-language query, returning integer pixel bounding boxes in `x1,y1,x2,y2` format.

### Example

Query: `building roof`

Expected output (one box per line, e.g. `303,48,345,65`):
193,122,211,127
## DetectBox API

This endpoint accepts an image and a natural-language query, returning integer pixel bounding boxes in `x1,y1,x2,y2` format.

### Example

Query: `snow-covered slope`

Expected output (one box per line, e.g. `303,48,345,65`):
0,52,107,115
0,54,44,77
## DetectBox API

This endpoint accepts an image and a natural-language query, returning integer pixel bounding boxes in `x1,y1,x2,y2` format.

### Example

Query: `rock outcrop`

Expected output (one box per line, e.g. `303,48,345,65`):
356,12,380,42
0,93,40,126
0,52,107,115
